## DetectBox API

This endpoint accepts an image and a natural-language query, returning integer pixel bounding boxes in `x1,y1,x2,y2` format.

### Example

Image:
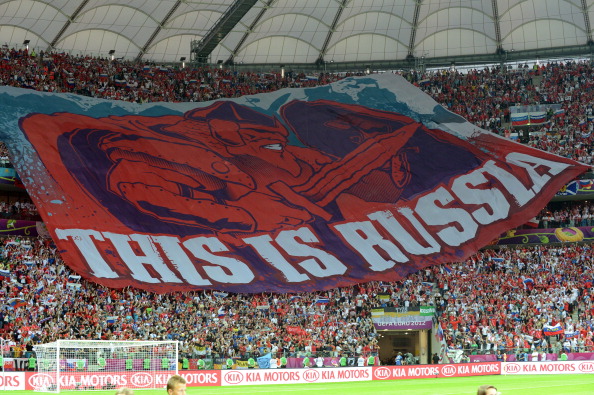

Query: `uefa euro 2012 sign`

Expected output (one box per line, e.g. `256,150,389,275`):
0,74,588,293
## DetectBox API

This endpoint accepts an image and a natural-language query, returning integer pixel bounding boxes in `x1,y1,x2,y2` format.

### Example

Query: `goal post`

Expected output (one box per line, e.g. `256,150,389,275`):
32,340,178,393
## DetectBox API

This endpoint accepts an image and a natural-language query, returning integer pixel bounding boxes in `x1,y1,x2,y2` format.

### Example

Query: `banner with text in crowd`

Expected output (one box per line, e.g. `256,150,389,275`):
371,306,435,330
0,74,588,293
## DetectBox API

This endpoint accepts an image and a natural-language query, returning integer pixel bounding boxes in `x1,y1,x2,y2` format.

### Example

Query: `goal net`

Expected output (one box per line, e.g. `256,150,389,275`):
32,340,178,393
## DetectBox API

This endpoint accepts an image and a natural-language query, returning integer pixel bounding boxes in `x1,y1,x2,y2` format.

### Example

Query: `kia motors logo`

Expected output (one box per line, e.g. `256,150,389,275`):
225,372,243,385
374,367,391,380
28,373,55,390
578,362,594,373
130,372,154,387
504,363,521,374
441,365,456,376
303,369,319,382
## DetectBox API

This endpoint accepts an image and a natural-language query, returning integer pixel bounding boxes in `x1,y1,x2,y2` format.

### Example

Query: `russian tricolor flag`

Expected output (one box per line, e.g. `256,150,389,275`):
511,113,529,126
213,291,228,298
315,297,330,305
8,297,26,308
529,112,546,124
543,324,563,336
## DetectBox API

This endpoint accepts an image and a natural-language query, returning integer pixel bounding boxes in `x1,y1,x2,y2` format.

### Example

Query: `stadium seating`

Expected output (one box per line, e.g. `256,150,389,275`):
1,46,593,366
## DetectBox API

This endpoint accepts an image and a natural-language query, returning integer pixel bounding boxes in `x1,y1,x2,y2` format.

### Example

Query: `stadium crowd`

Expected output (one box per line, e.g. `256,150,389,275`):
0,46,342,103
0,235,593,364
2,45,594,166
1,46,594,366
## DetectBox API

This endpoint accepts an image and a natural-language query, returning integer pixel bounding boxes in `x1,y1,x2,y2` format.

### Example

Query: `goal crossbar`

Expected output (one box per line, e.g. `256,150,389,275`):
32,340,179,393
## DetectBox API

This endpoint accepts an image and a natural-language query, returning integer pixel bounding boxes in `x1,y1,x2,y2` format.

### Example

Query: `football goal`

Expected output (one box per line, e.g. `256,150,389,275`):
32,339,178,393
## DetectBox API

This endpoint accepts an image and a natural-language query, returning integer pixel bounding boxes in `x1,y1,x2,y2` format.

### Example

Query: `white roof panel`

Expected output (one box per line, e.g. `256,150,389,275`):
0,0,591,64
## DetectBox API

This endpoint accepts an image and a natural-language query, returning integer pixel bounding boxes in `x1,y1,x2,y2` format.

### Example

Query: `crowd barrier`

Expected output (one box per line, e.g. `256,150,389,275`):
0,361,592,390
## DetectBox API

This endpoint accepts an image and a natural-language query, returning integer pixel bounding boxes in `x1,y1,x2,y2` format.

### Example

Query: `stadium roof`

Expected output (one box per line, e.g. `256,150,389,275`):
2,0,594,70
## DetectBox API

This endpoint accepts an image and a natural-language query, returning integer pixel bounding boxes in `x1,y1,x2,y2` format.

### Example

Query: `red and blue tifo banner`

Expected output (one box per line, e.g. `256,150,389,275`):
0,74,589,293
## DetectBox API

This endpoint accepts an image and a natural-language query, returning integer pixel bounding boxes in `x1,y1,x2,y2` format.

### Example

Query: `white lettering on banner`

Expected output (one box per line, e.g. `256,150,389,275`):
333,220,404,271
368,208,441,255
451,165,510,224
130,372,153,387
152,236,213,286
54,152,573,287
440,365,456,376
502,361,593,375
54,229,118,278
262,371,301,382
408,366,440,377
222,368,371,386
180,372,219,384
415,186,478,247
103,232,182,283
275,227,347,277
183,237,255,284
243,234,310,282
471,364,499,373
24,371,221,391
372,363,500,381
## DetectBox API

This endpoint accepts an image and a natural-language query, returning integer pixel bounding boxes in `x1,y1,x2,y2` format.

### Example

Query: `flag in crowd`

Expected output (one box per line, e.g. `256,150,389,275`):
7,297,26,308
543,324,564,336
68,274,81,282
565,330,580,339
66,282,82,290
42,294,56,305
377,293,391,300
314,297,330,305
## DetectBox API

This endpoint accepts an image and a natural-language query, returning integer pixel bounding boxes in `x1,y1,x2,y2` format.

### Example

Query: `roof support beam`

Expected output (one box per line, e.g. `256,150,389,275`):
316,0,349,65
492,0,503,54
406,0,422,60
581,0,593,45
49,0,90,50
136,0,182,62
191,0,259,64
226,0,274,65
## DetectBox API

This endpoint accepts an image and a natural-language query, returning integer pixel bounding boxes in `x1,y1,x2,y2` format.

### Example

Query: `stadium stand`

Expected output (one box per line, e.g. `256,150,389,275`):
1,47,594,369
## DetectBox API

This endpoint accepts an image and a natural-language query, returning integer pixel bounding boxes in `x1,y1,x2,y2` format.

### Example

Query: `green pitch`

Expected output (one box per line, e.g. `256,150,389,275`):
11,374,594,394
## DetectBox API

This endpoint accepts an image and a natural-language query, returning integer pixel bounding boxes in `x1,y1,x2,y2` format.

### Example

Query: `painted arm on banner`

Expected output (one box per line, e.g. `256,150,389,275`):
96,111,316,233
289,125,419,206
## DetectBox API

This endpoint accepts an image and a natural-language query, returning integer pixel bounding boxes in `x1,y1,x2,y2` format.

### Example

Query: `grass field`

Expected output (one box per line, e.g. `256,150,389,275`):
8,374,594,394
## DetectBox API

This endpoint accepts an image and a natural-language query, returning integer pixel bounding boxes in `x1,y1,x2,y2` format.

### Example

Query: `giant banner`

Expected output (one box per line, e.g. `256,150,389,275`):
0,74,588,293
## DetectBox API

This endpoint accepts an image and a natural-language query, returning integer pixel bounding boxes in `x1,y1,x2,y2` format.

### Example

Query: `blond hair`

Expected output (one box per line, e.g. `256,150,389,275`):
166,375,187,391
477,385,497,395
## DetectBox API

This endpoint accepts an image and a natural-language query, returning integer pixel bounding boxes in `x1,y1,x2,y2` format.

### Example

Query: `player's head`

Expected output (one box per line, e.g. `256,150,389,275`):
477,385,498,395
115,389,134,395
167,375,187,395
